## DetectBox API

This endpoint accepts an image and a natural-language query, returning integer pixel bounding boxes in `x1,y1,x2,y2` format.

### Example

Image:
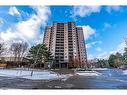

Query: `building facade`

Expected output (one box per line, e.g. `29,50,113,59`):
43,22,87,68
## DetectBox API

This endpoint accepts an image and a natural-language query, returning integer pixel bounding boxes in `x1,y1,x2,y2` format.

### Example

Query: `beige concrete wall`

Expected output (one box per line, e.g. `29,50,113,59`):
43,26,52,49
77,27,87,67
50,23,57,58
43,22,87,68
64,23,69,62
71,23,79,67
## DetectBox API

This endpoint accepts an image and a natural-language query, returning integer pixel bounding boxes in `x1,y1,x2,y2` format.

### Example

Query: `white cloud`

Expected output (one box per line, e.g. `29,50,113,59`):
0,19,3,24
102,23,111,31
82,25,96,40
110,42,126,54
104,23,112,29
8,7,20,16
97,51,108,59
87,41,126,60
71,6,122,19
96,44,124,59
106,6,121,13
87,54,94,60
87,51,109,60
1,6,51,46
1,29,18,41
86,41,102,49
71,6,101,19
96,47,102,52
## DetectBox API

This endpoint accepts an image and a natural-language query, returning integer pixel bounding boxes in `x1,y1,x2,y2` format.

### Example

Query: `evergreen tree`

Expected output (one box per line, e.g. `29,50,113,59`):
27,44,52,68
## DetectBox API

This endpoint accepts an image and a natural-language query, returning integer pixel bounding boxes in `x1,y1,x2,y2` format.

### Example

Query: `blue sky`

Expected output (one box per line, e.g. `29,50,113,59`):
0,6,127,59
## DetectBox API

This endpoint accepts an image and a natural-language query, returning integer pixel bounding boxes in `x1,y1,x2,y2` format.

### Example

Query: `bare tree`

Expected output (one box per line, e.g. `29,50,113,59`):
10,42,28,66
20,42,28,62
0,43,4,57
10,43,20,63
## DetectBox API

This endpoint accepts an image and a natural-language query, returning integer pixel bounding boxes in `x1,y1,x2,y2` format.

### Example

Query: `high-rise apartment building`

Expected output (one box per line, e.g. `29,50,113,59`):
43,22,87,68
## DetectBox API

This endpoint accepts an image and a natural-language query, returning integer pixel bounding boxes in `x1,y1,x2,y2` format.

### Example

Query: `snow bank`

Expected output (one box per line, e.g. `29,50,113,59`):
92,68,109,71
76,71,101,76
0,69,73,80
122,70,127,75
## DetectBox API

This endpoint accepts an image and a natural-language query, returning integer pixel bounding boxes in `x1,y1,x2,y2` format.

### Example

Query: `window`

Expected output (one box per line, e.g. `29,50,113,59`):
65,56,67,58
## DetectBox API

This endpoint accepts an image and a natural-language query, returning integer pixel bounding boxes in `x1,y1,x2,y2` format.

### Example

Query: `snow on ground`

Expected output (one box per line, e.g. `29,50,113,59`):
76,71,102,76
92,68,109,71
122,70,127,75
0,69,73,80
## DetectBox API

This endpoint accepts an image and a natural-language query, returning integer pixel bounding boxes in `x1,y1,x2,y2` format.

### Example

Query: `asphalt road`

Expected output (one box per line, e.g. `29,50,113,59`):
0,69,127,89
